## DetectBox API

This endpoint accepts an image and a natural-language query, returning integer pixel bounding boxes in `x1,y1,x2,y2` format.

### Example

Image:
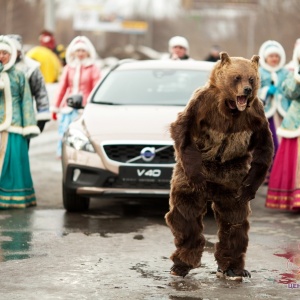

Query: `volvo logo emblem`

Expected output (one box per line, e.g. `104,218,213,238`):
140,147,155,162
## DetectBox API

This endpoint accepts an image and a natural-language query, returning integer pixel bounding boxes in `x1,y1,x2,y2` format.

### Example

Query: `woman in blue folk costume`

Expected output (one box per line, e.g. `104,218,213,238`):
258,40,291,183
266,40,300,211
0,35,40,208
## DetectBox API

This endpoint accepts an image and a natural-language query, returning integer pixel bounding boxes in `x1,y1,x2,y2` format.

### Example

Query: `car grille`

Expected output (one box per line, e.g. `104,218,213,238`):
103,144,175,164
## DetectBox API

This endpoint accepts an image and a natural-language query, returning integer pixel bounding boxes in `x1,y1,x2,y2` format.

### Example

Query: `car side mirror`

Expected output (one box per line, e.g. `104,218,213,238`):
67,94,83,109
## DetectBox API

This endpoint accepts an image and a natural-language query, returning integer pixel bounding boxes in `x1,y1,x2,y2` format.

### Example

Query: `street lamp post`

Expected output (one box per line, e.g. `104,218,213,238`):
44,0,56,31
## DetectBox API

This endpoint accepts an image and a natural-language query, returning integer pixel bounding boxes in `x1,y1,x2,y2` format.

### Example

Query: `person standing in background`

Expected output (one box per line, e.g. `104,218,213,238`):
285,38,300,71
52,36,101,158
167,36,192,60
26,30,62,83
0,35,40,208
258,40,291,183
265,41,300,211
7,34,51,135
204,45,221,62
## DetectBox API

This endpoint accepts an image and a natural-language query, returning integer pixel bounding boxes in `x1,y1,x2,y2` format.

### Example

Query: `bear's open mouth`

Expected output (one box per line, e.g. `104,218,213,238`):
237,95,248,111
226,96,248,112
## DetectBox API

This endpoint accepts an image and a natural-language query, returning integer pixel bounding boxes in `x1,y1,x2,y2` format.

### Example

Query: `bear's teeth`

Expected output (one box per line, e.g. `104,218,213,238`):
237,96,247,104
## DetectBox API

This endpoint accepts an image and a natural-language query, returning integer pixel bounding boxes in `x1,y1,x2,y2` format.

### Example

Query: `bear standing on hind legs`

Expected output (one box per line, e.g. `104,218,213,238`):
165,52,274,281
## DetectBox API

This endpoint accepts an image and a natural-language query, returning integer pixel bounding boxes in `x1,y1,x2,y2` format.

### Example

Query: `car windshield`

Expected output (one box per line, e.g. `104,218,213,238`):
92,68,210,106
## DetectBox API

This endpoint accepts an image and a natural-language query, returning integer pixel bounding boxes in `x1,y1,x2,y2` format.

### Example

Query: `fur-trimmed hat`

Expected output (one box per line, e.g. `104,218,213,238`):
0,35,17,91
264,45,282,58
72,40,90,52
292,38,300,83
292,38,300,64
258,40,286,72
0,42,12,54
168,36,189,54
66,36,97,66
6,34,22,51
0,35,17,71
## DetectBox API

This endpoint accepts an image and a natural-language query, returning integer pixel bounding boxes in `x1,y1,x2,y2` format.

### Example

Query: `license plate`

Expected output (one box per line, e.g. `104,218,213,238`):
119,166,172,183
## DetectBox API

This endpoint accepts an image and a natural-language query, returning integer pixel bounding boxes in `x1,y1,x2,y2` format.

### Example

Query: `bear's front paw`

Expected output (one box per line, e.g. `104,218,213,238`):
188,181,206,192
187,174,206,191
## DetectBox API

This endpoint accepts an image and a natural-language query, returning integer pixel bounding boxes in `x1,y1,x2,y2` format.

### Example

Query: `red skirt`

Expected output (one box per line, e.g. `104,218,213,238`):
266,137,300,211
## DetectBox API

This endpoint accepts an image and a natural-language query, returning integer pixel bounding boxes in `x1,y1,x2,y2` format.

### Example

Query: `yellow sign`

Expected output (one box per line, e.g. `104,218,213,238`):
122,21,148,31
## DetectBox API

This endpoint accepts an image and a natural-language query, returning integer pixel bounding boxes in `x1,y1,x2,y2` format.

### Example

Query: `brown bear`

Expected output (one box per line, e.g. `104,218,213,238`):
165,52,274,281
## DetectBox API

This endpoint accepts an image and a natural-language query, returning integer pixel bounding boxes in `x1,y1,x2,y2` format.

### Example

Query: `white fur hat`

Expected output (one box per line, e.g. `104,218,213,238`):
292,38,300,63
264,45,282,58
168,36,189,53
258,40,286,72
6,34,22,51
0,35,17,72
0,42,12,53
72,40,90,52
66,36,97,65
292,39,300,83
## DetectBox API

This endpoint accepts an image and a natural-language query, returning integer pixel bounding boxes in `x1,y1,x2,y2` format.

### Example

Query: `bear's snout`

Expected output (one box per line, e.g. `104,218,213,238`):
243,86,252,95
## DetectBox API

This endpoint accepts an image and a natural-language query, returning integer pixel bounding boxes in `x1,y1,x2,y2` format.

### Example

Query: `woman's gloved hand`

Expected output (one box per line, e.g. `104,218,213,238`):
267,85,277,97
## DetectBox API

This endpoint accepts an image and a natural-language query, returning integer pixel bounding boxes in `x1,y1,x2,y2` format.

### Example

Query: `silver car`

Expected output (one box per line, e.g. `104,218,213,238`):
62,59,215,211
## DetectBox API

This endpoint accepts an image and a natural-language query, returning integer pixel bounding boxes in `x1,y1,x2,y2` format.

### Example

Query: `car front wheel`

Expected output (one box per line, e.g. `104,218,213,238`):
62,183,90,212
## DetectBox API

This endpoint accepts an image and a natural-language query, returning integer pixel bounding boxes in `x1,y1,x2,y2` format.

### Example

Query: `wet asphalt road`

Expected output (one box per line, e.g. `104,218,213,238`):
0,119,300,299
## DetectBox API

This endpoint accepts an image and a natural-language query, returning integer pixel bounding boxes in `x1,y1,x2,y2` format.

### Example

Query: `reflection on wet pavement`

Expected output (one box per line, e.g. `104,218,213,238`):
0,199,168,262
0,209,65,262
0,211,34,262
0,231,31,261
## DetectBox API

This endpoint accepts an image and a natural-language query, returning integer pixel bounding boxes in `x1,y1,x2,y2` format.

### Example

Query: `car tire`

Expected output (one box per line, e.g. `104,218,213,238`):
62,183,90,212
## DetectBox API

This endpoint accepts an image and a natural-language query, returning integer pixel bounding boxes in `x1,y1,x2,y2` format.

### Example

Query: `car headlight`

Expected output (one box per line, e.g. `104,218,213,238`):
63,128,95,152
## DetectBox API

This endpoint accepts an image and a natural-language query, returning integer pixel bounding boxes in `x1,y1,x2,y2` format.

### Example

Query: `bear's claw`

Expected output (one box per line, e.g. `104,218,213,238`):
170,257,193,278
170,263,192,278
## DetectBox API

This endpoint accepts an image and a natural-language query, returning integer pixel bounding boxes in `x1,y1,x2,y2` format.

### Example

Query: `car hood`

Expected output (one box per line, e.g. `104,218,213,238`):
81,103,183,142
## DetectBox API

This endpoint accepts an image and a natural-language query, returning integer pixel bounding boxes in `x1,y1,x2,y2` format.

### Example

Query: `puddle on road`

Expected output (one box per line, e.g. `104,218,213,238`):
168,279,204,292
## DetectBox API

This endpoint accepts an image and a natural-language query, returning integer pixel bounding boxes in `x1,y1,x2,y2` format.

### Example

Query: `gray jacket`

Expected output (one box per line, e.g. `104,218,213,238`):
15,55,51,122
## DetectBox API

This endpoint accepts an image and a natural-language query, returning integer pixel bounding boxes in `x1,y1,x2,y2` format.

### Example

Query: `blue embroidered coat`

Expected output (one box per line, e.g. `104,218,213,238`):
277,72,300,138
0,63,40,138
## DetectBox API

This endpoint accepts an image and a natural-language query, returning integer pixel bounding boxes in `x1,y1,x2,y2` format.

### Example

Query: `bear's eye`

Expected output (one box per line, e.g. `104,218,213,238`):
249,77,254,84
234,75,241,82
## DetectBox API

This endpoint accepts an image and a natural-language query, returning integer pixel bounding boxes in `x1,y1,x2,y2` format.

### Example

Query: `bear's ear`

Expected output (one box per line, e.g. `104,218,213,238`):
220,52,231,66
251,55,260,69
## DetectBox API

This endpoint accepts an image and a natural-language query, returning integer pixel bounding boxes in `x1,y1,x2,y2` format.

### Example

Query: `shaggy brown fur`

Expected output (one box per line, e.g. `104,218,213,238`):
165,52,274,279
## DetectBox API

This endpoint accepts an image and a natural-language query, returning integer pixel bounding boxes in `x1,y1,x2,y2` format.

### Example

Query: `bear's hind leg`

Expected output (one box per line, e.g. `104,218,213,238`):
213,200,251,281
165,188,207,278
